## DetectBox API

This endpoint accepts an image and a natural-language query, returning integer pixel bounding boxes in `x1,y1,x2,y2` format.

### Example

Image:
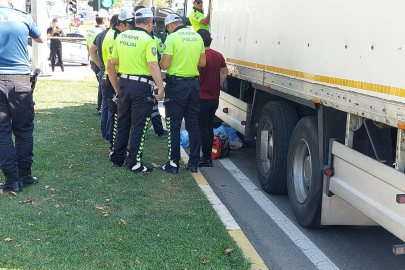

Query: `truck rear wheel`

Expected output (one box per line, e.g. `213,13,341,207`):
256,101,298,193
287,117,322,228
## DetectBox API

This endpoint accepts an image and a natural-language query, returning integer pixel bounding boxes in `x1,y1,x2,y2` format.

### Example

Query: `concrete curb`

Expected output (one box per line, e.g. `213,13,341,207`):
180,148,268,270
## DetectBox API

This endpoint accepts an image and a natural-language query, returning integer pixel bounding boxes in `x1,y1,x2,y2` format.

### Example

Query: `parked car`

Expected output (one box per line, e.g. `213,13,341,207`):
28,33,89,67
61,33,89,66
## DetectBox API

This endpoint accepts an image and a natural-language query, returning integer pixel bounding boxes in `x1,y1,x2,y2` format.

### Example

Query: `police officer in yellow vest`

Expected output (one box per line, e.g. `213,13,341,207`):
86,10,108,55
189,0,211,32
158,14,206,174
103,9,132,151
109,8,165,173
86,10,108,116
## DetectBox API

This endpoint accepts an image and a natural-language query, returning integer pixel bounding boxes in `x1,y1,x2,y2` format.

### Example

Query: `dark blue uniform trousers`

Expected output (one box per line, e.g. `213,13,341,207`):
110,78,154,169
98,73,110,141
0,80,34,174
101,77,117,148
164,80,200,167
198,98,219,160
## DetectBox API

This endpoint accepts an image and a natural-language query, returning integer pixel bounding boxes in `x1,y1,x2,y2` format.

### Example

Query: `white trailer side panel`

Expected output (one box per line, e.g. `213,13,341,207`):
211,0,405,104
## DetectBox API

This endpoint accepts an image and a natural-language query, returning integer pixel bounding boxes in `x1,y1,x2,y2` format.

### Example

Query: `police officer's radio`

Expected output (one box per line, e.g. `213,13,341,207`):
30,68,41,90
165,74,177,85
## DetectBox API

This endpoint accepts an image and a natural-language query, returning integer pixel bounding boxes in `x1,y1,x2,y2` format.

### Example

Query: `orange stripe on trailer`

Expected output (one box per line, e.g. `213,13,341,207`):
225,58,405,98
257,64,266,70
245,61,256,68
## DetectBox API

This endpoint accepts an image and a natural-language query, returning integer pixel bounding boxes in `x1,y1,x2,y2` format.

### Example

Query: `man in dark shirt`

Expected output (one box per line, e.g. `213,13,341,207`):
87,11,108,116
89,14,119,143
197,29,228,167
47,18,66,72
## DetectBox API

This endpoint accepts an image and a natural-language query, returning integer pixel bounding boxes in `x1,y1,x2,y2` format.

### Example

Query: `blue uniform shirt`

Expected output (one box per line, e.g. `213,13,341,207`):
0,3,42,75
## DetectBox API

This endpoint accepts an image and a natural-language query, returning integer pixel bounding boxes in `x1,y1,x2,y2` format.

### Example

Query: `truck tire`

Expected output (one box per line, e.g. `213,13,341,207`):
256,101,298,193
287,117,322,228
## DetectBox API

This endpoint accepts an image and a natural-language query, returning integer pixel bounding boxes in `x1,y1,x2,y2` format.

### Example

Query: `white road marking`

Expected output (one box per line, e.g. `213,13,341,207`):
199,185,241,230
219,158,340,270
180,148,240,230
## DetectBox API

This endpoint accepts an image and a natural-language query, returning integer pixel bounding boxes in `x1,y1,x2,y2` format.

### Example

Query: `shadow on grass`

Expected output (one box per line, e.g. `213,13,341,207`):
0,102,251,270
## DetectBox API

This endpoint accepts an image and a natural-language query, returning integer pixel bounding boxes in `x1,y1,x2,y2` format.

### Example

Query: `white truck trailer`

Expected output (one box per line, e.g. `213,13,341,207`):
209,0,405,254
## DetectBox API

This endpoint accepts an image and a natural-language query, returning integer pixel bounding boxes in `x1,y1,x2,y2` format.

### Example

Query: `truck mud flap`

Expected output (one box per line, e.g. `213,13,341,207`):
329,141,405,242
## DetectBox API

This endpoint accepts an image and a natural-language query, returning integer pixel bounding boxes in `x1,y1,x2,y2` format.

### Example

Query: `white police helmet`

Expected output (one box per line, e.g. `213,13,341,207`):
164,14,182,26
134,8,154,19
118,9,135,22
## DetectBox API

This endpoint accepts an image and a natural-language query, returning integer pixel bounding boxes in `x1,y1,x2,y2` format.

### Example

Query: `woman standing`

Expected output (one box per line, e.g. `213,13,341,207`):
47,18,66,72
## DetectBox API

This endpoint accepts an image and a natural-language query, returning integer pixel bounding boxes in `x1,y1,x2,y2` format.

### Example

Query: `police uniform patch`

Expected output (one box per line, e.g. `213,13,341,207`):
152,47,157,56
109,46,114,54
194,14,199,19
159,42,166,50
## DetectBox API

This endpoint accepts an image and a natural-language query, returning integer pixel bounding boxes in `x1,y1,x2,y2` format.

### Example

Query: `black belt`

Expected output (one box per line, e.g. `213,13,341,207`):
175,76,199,81
0,74,31,83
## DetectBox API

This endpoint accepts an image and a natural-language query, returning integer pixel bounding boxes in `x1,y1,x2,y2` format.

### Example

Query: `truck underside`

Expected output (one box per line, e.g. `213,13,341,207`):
217,71,405,246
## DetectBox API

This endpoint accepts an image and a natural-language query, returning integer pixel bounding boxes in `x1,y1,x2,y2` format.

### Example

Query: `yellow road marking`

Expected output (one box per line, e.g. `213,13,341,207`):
229,230,269,270
180,149,268,269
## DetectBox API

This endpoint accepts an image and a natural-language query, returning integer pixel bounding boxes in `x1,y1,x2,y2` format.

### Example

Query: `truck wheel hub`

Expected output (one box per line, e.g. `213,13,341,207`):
303,156,312,186
292,139,311,203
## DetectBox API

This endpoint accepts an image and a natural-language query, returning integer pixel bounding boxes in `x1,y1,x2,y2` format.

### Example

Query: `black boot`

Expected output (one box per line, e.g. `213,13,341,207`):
129,162,153,174
199,158,213,167
0,171,22,192
158,161,179,174
185,163,198,173
18,168,39,188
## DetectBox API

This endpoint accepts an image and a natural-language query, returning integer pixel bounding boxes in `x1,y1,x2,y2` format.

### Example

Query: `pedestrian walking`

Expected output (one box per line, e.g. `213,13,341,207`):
47,18,66,72
109,8,165,173
196,29,228,167
0,0,46,192
158,14,206,174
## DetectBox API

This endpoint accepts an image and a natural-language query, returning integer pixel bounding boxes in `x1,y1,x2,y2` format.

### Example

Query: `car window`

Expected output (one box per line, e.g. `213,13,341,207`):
64,33,75,43
74,33,86,45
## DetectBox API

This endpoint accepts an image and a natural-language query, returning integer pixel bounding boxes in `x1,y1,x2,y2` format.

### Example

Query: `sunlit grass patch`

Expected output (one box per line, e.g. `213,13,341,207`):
0,77,250,269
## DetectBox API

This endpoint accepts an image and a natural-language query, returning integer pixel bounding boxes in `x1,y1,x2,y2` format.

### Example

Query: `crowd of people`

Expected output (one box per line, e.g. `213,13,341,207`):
86,0,227,175
0,0,227,193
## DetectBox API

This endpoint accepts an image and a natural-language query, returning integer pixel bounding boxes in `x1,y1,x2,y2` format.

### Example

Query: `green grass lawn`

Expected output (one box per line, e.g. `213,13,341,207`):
0,78,251,270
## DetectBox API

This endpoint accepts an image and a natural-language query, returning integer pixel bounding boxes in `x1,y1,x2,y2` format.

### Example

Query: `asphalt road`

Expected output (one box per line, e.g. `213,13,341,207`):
198,146,405,270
